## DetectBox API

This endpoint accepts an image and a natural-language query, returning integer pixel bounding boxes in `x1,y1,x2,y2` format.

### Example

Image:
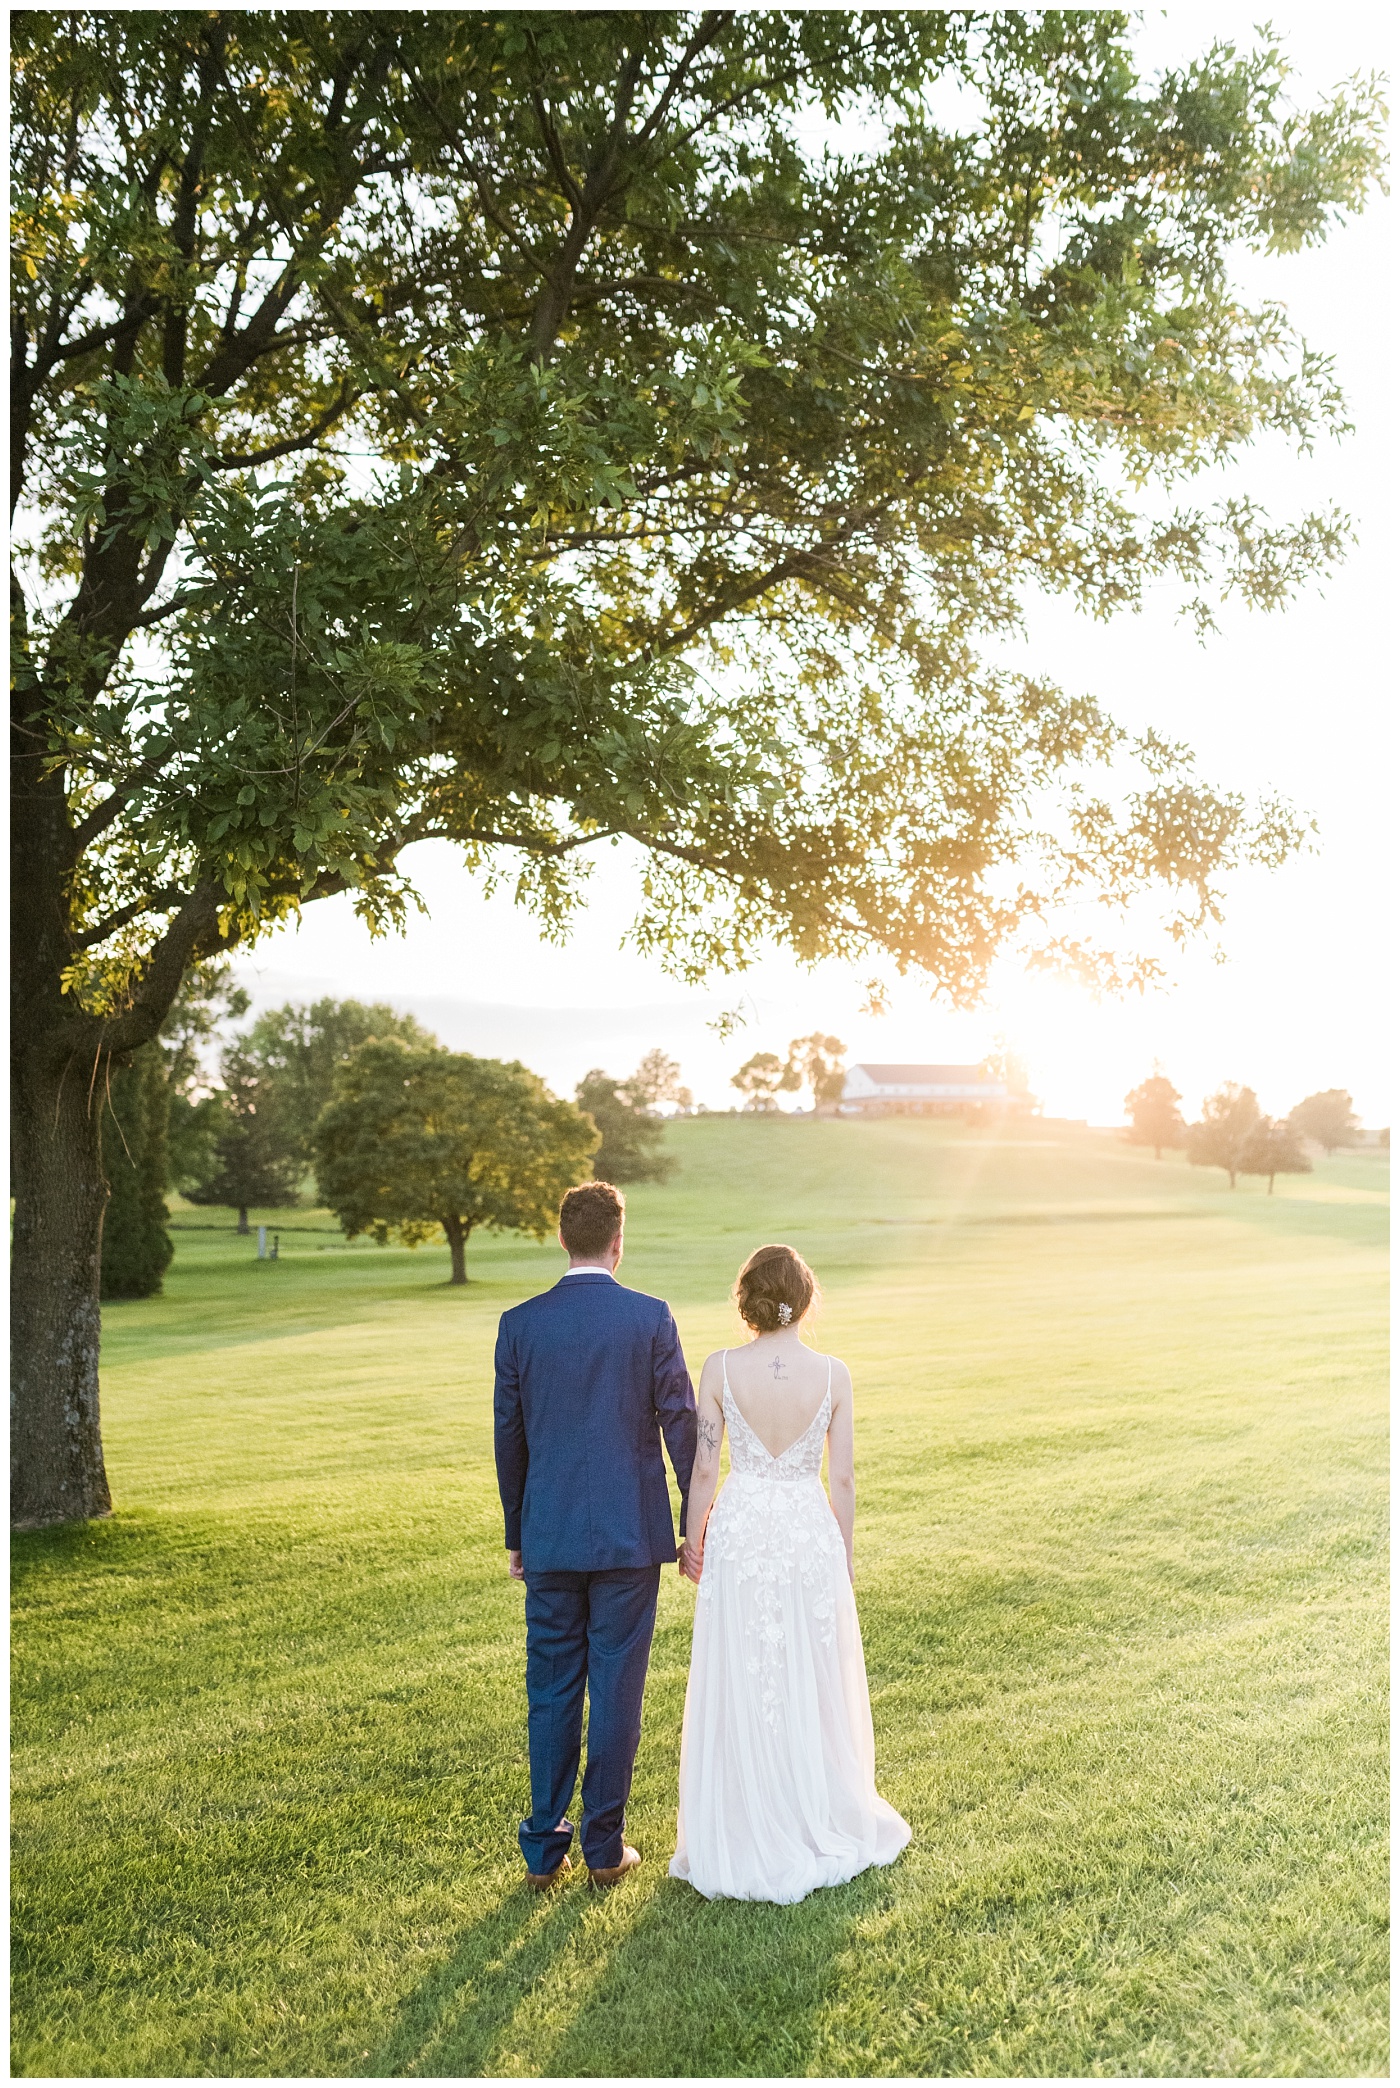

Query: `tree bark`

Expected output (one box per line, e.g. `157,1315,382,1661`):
444,1214,469,1285
10,697,228,1528
10,1043,113,1528
237,1205,249,1234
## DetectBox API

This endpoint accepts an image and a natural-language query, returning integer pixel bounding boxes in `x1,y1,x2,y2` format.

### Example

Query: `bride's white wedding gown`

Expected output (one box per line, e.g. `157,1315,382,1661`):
669,1353,911,1903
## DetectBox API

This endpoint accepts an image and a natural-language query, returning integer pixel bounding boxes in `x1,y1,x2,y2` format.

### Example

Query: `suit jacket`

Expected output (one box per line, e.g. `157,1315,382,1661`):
493,1272,697,1571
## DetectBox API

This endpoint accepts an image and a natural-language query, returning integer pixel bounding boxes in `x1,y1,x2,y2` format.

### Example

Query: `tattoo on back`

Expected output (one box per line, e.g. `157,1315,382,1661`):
697,1414,720,1455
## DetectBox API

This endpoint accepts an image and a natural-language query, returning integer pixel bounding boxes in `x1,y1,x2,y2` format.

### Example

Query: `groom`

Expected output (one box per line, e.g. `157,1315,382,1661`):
493,1180,696,1888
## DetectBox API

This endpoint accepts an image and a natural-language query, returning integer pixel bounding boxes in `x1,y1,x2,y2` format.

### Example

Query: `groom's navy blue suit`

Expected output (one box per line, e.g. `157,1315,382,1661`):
494,1269,696,1875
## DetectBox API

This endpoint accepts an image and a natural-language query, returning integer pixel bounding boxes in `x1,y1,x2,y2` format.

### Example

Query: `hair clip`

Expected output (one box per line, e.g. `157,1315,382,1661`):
777,1301,793,1325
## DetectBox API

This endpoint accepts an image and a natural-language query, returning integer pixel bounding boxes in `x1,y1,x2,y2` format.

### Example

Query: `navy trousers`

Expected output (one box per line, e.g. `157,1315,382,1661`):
520,1565,661,1876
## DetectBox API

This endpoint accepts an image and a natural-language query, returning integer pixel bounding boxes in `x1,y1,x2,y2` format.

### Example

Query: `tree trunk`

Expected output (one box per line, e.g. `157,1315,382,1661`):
236,1205,249,1234
1267,1174,1276,1195
10,1046,113,1528
444,1214,469,1285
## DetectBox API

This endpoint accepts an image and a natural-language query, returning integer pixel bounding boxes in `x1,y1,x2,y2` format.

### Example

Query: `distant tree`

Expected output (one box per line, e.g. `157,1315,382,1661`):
315,1043,598,1284
159,962,251,1195
576,1062,675,1184
1125,1071,1186,1159
1240,1115,1312,1194
1289,1089,1361,1153
1186,1084,1262,1188
236,1000,440,1166
732,1052,797,1114
185,1043,304,1232
629,1049,693,1117
786,1035,847,1115
99,1049,174,1300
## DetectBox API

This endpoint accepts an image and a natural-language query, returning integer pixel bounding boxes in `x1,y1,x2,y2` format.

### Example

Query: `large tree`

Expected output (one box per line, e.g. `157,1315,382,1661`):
183,1040,305,1231
98,1048,173,1300
1289,1088,1361,1154
732,1051,795,1113
786,1034,848,1115
575,1050,685,1182
10,13,1384,1524
314,1040,598,1283
1240,1114,1311,1194
234,998,440,1165
1124,1070,1186,1160
1186,1083,1261,1189
160,960,252,1193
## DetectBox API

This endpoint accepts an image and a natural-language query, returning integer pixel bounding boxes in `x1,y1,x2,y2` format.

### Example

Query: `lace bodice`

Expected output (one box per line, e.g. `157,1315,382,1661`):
721,1352,832,1482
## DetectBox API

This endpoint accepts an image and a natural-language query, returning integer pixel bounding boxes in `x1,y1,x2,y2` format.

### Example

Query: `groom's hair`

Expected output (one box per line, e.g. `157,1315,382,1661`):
559,1180,625,1256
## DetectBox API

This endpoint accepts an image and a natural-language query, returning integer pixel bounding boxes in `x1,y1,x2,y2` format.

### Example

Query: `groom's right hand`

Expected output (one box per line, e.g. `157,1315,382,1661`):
507,1549,525,1581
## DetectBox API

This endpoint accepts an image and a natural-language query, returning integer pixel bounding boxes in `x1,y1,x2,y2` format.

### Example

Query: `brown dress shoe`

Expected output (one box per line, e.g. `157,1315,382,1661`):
588,1845,642,1888
525,1853,571,1890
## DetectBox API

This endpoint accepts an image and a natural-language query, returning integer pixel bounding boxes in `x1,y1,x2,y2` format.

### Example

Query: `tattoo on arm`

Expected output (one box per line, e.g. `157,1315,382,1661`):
697,1414,720,1456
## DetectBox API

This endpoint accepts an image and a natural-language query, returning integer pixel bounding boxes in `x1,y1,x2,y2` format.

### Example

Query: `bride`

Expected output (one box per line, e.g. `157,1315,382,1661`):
670,1243,910,1903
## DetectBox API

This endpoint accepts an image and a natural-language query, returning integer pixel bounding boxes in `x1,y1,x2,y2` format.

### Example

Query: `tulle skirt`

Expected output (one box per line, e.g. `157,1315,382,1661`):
669,1473,911,1904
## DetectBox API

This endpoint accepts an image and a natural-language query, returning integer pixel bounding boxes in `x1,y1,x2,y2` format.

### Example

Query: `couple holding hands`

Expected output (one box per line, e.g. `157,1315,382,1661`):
493,1180,909,1905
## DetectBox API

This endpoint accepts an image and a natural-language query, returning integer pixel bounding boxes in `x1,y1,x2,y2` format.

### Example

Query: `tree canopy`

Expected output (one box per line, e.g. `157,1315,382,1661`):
575,1051,683,1183
313,1041,598,1281
185,1039,304,1229
13,10,1387,1052
159,960,252,1193
234,998,440,1164
1289,1088,1360,1153
732,1051,794,1112
786,1034,848,1113
1240,1114,1311,1193
1124,1071,1186,1158
1186,1082,1261,1188
99,1049,173,1298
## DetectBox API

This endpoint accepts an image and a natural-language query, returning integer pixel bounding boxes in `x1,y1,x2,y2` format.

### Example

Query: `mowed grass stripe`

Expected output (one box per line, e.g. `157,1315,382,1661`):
11,1120,1387,2076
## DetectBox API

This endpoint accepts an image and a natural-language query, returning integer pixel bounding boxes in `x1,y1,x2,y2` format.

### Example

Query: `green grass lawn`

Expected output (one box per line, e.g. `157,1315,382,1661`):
11,1118,1389,2078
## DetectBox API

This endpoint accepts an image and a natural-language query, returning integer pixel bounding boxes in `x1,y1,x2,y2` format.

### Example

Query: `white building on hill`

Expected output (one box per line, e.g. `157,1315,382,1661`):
840,1062,1009,1118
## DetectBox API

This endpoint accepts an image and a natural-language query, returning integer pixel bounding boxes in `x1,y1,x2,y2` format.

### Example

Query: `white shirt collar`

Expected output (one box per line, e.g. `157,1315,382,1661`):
560,1265,617,1280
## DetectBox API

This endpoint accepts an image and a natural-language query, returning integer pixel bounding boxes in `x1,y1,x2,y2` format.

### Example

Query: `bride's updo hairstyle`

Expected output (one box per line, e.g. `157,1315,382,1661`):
734,1243,819,1334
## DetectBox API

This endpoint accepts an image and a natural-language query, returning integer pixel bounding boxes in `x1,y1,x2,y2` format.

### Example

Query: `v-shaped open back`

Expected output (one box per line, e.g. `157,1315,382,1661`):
721,1350,832,1481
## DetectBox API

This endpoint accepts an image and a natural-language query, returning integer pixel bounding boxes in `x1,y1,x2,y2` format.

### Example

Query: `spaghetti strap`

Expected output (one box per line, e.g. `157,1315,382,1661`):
722,1349,731,1396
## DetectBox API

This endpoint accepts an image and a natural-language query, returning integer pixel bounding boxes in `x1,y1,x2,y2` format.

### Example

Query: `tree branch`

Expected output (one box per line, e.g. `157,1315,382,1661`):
69,752,178,852
528,44,649,360
210,381,359,470
633,12,735,149
100,883,234,1055
72,886,190,949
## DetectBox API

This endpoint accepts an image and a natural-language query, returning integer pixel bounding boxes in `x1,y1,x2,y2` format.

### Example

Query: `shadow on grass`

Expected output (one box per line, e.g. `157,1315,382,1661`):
365,1874,598,2078
548,1862,905,2079
374,1855,904,2080
10,1511,147,1595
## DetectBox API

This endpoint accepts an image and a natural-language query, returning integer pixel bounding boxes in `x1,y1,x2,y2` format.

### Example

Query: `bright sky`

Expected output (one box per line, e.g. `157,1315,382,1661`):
240,8,1394,1128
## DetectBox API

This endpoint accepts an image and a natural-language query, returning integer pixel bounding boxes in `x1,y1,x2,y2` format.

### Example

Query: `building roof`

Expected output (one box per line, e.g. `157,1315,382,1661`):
848,1063,997,1085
